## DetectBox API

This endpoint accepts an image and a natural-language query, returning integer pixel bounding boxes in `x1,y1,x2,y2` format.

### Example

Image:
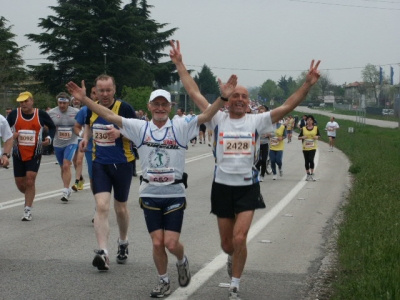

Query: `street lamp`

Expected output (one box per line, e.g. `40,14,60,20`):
103,52,107,74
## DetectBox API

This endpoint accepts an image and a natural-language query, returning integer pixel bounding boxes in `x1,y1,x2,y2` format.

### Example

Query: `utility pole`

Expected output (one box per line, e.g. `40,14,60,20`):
104,53,107,74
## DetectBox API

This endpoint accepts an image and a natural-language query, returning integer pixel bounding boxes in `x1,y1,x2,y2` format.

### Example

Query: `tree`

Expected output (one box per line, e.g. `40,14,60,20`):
361,64,380,105
296,71,321,102
193,64,219,102
26,0,177,96
0,17,26,107
277,76,297,100
121,85,152,113
318,73,332,97
258,79,282,102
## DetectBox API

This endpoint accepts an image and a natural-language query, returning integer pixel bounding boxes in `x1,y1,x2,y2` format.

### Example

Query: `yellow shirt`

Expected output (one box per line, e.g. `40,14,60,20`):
270,124,286,151
301,126,318,151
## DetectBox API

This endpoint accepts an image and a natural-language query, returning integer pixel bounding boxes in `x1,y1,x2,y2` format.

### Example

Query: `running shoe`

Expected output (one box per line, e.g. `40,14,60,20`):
61,188,71,202
71,183,78,192
21,209,32,221
176,255,191,287
77,179,85,190
92,249,109,271
273,175,277,180
229,287,241,300
227,255,232,278
310,174,316,181
279,169,283,177
266,165,272,175
150,279,170,298
208,143,211,147
306,174,311,181
259,176,264,182
116,240,129,264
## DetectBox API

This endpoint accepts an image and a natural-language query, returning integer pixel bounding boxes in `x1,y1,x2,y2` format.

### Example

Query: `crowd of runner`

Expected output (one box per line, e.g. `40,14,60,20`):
0,40,337,300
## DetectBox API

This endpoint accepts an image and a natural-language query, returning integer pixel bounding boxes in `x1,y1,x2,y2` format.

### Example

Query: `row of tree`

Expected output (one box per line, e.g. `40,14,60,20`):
0,0,395,111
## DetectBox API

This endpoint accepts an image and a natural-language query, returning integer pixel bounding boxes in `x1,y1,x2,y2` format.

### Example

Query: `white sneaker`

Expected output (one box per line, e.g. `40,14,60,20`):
279,169,283,177
273,175,277,180
259,176,264,182
61,188,71,202
21,209,32,221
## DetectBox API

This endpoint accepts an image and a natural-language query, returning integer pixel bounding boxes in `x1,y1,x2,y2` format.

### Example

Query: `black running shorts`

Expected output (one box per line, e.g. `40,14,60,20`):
211,182,266,218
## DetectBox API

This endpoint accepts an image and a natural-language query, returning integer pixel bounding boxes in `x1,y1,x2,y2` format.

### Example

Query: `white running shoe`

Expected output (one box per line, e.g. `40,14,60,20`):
61,188,71,202
21,209,32,221
273,175,277,180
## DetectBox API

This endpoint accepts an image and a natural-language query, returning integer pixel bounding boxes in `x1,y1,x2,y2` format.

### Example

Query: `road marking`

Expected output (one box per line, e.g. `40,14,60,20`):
0,153,214,210
168,151,320,299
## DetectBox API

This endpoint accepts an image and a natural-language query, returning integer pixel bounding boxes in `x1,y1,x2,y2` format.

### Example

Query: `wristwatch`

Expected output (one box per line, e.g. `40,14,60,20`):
2,153,10,159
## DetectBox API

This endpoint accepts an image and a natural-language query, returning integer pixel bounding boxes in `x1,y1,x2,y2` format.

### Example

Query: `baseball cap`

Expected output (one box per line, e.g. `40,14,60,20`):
149,89,171,103
16,91,33,102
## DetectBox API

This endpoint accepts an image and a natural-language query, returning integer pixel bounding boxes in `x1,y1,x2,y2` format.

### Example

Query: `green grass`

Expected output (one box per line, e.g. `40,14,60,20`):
312,107,399,122
293,111,400,300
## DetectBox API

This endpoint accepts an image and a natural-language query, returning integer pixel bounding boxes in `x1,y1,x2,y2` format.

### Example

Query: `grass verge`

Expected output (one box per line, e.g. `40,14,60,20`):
293,111,400,300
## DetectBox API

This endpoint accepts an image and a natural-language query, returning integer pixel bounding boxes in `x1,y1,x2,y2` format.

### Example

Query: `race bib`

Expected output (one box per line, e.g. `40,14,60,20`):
304,139,315,148
270,137,279,146
221,132,252,158
93,124,115,147
18,130,36,146
147,168,175,186
58,127,73,140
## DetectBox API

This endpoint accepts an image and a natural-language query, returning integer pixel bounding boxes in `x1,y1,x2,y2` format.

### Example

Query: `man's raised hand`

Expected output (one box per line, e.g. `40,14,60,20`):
306,60,321,86
169,40,182,64
66,80,87,102
218,75,238,99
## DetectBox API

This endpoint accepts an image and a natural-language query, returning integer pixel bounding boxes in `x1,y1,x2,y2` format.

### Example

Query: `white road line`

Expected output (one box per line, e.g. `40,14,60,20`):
168,151,320,299
0,153,214,210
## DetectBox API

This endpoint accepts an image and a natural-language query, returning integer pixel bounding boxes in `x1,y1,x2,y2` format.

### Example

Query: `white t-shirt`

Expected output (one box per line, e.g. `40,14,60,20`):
120,116,199,197
325,121,339,137
207,110,273,186
0,114,13,155
172,114,186,120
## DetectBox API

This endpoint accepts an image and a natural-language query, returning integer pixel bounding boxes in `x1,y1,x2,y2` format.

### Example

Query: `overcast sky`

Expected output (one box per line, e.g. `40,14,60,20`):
2,0,400,88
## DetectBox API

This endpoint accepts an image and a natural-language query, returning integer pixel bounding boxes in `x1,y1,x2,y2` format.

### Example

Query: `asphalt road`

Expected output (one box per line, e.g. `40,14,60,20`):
0,137,350,300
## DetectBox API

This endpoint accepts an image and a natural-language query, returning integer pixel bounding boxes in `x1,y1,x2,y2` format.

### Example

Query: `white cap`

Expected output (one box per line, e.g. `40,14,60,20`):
149,89,171,103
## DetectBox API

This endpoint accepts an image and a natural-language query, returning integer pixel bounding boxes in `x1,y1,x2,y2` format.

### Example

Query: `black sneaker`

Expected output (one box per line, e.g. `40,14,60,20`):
92,250,109,271
116,241,129,264
176,255,191,287
150,279,170,298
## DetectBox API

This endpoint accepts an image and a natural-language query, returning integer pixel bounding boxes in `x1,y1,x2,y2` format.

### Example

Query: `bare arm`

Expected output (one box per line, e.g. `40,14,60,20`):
74,121,83,137
0,136,13,167
270,60,321,124
66,80,123,128
170,40,209,112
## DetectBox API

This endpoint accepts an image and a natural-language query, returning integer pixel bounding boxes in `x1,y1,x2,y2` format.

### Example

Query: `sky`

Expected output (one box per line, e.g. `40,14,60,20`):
2,0,400,88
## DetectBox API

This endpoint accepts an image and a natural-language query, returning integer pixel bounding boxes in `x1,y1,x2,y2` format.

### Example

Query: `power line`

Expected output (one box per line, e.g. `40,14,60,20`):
288,0,400,10
186,63,400,73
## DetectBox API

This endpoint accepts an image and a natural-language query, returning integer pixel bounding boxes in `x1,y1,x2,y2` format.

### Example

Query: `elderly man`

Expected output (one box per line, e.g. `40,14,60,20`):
170,40,321,300
7,92,56,221
66,72,237,297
